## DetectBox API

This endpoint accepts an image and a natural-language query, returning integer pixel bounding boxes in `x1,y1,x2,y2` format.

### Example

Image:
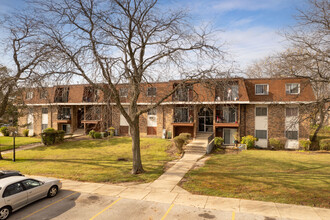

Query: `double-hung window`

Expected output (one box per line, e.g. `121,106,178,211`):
286,83,300,94
255,84,268,95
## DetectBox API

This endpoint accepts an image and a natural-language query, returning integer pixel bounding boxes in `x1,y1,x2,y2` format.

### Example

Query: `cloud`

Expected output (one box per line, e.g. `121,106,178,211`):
220,26,288,68
230,17,255,27
213,0,285,12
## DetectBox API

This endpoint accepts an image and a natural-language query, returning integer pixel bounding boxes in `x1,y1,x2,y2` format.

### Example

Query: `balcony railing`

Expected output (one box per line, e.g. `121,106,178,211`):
57,114,71,120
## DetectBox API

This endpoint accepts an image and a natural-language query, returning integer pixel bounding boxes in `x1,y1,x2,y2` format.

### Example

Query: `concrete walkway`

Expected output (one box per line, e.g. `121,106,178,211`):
147,135,208,192
16,134,330,219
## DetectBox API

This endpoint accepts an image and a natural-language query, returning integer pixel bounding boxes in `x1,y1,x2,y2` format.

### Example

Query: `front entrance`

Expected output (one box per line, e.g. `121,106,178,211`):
77,108,84,129
198,107,213,132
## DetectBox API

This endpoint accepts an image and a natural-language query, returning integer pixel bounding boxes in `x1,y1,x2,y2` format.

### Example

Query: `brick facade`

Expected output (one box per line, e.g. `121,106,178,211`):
17,78,314,146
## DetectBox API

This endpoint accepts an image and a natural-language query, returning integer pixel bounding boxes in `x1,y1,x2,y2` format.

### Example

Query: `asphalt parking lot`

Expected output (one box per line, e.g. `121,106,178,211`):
8,190,282,220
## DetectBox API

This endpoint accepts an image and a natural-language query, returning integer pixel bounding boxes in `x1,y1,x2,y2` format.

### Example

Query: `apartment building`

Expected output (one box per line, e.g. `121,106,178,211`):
18,77,315,149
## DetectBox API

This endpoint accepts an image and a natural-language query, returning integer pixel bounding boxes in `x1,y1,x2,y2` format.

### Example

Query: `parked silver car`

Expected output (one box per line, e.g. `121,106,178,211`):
0,176,62,220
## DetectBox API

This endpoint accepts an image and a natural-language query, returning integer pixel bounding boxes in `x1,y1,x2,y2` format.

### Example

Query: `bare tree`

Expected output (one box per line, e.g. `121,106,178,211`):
30,0,226,174
245,0,329,142
0,13,52,118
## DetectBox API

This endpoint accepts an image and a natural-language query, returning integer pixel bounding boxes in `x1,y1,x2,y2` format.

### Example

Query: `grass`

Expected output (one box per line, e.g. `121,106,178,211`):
310,126,330,150
0,137,176,183
0,136,41,151
181,150,330,208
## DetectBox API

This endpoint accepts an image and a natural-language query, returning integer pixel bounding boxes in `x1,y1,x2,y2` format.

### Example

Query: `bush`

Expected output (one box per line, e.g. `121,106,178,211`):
319,138,330,151
241,135,257,149
269,138,286,150
41,128,65,145
56,130,65,143
179,133,191,144
89,130,96,139
214,137,224,147
94,132,102,139
173,136,186,154
23,129,29,137
0,126,10,136
299,139,311,151
179,133,191,139
109,127,115,138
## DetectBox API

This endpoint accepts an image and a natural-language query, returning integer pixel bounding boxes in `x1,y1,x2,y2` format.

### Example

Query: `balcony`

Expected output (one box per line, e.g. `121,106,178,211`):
215,105,238,127
172,84,193,102
215,83,239,101
54,87,69,103
57,114,71,123
83,87,99,102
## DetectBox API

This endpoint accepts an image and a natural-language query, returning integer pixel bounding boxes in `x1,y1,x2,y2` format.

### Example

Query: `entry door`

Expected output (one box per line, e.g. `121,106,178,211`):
198,108,213,132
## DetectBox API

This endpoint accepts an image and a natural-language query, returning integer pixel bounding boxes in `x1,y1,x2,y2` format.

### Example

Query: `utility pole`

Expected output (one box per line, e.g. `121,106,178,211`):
13,130,16,162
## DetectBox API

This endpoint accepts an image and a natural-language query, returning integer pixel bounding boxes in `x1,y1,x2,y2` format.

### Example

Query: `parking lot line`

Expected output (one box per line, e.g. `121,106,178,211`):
232,211,235,220
89,197,122,220
21,192,78,220
160,203,174,220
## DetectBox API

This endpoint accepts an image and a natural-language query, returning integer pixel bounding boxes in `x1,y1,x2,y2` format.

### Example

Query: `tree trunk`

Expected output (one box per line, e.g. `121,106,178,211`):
131,117,144,174
311,104,325,142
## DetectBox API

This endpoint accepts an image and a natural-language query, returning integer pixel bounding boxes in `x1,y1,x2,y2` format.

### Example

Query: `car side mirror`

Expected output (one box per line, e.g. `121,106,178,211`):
39,181,45,185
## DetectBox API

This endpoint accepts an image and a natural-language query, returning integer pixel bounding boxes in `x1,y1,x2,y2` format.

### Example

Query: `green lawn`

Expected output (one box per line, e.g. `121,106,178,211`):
181,150,330,208
0,137,41,151
0,137,176,183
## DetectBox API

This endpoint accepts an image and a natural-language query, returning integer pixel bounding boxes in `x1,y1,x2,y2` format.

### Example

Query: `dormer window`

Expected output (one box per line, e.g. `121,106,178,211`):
40,90,48,99
54,87,69,103
119,88,128,97
147,87,156,97
255,84,268,95
286,83,300,94
83,86,99,102
26,91,33,100
215,82,239,101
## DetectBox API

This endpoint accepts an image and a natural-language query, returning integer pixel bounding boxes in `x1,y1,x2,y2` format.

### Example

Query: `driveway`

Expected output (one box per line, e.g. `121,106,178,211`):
9,190,284,220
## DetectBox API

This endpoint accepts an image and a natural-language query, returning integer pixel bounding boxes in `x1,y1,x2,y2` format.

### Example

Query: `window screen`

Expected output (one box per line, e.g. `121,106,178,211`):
286,131,298,140
256,107,267,116
256,130,267,139
147,88,156,97
286,107,298,117
255,84,268,95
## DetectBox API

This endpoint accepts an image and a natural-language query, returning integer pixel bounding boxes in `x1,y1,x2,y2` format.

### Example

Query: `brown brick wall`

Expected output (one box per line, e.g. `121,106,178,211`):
299,106,311,139
268,104,285,138
245,104,255,136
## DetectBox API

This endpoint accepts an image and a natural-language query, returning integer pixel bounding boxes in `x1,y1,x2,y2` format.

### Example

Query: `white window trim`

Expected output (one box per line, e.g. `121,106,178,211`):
255,84,269,95
284,105,299,140
286,83,300,94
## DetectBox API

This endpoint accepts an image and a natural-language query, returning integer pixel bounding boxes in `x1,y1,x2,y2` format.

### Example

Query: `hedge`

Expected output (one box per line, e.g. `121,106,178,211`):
41,128,65,145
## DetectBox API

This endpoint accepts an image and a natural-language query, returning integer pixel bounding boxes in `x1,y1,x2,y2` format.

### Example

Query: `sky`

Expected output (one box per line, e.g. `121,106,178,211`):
0,0,307,71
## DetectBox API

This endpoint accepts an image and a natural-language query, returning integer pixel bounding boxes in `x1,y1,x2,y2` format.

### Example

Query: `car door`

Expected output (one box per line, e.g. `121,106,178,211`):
22,179,48,203
3,182,28,210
